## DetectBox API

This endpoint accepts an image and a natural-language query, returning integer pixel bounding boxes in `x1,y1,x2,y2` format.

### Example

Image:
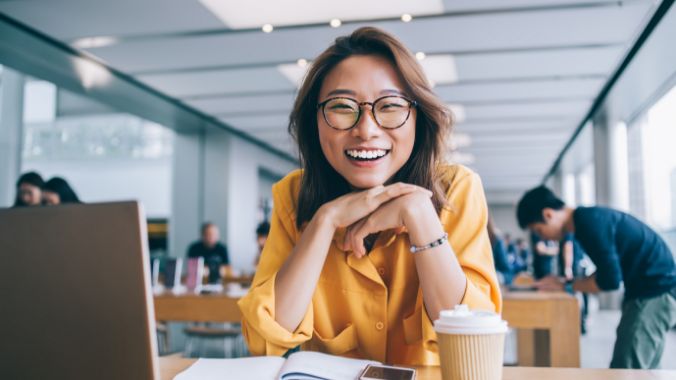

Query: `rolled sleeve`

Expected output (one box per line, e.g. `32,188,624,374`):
238,272,313,356
238,172,314,356
443,168,502,314
461,268,499,312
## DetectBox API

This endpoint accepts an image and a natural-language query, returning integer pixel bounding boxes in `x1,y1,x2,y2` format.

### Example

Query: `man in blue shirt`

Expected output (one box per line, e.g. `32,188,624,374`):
187,223,231,284
516,186,676,369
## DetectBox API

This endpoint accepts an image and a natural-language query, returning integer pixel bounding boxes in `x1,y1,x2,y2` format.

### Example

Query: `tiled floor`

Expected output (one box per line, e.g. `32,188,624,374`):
580,309,676,369
502,294,676,369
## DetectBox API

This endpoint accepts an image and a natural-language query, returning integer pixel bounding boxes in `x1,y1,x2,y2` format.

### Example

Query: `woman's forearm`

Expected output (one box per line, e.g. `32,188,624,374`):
274,208,335,332
405,204,467,321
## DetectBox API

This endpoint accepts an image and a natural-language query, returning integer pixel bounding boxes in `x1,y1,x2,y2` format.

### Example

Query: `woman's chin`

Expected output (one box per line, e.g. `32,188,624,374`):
346,176,387,190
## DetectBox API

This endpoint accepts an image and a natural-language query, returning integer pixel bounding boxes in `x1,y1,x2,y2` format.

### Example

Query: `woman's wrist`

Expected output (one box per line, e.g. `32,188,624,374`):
314,204,338,231
402,195,445,246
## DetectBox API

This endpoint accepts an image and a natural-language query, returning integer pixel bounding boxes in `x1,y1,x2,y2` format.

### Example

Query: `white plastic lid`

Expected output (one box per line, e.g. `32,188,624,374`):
433,305,508,335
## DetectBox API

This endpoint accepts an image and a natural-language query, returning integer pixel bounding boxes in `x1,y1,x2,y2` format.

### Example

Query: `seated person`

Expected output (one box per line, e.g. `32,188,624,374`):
42,177,81,205
238,27,500,366
187,222,230,284
487,217,513,284
13,171,45,207
254,221,270,267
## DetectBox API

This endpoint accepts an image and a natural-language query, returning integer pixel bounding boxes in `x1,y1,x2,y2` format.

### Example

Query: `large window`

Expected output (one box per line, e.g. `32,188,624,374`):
21,78,174,218
628,85,676,230
627,84,676,252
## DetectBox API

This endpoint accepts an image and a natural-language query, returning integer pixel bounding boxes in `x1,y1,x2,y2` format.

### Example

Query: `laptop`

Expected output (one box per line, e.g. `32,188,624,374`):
0,201,159,380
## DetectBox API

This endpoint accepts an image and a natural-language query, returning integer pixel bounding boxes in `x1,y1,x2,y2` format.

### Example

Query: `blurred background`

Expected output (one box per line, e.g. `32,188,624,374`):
1,0,675,367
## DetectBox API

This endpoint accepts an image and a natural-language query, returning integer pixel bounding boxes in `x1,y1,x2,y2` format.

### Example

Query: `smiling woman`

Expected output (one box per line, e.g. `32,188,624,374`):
238,27,501,366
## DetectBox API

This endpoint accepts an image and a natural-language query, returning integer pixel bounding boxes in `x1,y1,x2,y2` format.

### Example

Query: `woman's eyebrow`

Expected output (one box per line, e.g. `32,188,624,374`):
379,89,404,96
326,89,356,97
325,88,404,97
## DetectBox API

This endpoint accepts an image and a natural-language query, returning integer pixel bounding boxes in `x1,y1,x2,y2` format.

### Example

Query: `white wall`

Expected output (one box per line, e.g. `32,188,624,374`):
488,203,524,239
225,135,297,273
23,157,172,217
170,128,297,273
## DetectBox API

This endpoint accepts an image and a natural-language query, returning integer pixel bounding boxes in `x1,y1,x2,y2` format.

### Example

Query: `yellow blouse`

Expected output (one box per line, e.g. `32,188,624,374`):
238,164,501,365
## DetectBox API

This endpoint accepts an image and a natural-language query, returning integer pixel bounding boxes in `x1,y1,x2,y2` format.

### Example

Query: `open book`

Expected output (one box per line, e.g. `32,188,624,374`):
174,351,379,380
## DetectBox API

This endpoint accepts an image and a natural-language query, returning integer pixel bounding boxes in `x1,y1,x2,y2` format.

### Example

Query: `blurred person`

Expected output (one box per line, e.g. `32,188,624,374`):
42,177,81,205
187,222,230,284
254,221,270,267
13,171,45,207
531,232,558,280
487,216,513,284
513,238,529,273
517,185,676,369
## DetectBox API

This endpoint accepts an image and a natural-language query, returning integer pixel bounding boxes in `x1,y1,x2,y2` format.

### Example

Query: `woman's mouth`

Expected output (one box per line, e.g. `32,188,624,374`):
344,149,391,162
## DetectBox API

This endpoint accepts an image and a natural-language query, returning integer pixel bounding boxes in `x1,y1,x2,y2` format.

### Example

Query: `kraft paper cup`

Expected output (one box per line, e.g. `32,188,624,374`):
434,305,507,380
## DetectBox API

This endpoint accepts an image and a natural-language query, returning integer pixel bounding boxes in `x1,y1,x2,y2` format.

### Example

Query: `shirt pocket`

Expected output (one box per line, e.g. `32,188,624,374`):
402,307,423,345
309,323,359,355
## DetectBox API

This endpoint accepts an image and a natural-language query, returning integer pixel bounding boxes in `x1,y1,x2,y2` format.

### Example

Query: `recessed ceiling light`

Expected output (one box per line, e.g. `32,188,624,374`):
262,24,274,33
401,14,413,22
297,58,308,67
72,36,118,49
415,52,426,60
330,19,342,28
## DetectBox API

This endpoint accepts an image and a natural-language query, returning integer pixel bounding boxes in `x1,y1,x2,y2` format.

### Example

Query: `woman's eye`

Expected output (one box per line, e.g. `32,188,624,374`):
380,103,404,110
329,103,356,112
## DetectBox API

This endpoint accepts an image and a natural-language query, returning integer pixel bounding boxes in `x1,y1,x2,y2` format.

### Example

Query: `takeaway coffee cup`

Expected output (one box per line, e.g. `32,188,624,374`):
434,304,508,380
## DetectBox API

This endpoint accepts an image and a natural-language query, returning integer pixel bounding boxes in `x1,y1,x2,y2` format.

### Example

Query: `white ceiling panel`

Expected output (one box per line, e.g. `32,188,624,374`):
441,0,644,12
464,99,591,120
84,2,651,73
454,46,623,81
219,114,289,130
199,0,444,29
185,93,296,114
137,67,295,97
0,0,225,40
435,77,604,103
455,119,572,133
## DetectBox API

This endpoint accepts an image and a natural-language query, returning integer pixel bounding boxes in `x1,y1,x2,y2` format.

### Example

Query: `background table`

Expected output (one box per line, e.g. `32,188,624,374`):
159,356,676,380
154,291,581,367
502,291,580,367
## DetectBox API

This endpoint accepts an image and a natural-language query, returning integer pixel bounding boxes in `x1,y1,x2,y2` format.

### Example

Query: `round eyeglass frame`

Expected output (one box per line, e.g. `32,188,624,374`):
317,95,417,130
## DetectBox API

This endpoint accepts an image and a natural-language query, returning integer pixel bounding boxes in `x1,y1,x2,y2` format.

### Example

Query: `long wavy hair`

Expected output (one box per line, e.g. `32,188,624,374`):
289,27,453,228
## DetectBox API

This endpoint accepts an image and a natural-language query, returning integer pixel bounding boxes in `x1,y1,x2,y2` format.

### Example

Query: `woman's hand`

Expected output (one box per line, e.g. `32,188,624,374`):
318,182,429,230
343,190,434,258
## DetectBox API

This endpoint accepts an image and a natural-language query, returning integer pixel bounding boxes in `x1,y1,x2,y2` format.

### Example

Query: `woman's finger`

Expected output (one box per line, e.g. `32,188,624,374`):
346,218,367,258
370,183,417,207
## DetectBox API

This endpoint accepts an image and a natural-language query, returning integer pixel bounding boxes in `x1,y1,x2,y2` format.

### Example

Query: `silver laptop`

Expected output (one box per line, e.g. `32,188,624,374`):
0,201,159,380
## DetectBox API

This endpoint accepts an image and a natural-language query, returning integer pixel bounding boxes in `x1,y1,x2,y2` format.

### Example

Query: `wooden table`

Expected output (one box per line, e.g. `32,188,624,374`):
159,357,676,380
154,291,581,367
154,293,240,322
502,291,580,367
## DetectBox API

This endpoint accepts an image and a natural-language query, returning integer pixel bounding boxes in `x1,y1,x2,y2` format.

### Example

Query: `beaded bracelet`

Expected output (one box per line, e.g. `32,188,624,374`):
410,232,448,253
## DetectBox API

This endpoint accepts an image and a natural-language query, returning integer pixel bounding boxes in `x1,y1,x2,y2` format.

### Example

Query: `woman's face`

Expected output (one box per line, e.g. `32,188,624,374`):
19,183,42,206
42,190,61,206
317,55,416,189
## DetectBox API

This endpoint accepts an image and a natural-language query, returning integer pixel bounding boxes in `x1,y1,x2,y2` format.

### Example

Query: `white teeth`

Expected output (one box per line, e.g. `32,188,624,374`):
346,149,388,159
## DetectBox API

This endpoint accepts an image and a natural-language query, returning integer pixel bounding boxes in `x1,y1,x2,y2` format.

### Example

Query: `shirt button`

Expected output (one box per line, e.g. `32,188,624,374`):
375,321,384,330
377,267,385,276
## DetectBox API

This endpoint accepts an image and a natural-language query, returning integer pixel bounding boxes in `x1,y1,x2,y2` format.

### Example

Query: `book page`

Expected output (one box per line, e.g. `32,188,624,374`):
174,357,285,380
279,351,379,380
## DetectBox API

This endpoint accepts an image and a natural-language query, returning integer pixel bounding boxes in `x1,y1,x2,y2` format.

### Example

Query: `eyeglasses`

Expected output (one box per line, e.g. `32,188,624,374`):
317,95,417,130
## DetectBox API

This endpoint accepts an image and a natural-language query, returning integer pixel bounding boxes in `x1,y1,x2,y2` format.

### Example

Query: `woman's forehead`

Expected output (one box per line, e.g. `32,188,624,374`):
319,55,405,99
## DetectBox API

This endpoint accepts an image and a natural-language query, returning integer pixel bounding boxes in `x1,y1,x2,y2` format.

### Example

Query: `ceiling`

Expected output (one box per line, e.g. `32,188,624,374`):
0,0,660,203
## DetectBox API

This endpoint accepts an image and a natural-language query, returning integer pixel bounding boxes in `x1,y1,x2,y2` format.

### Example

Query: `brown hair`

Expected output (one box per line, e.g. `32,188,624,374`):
289,27,453,228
